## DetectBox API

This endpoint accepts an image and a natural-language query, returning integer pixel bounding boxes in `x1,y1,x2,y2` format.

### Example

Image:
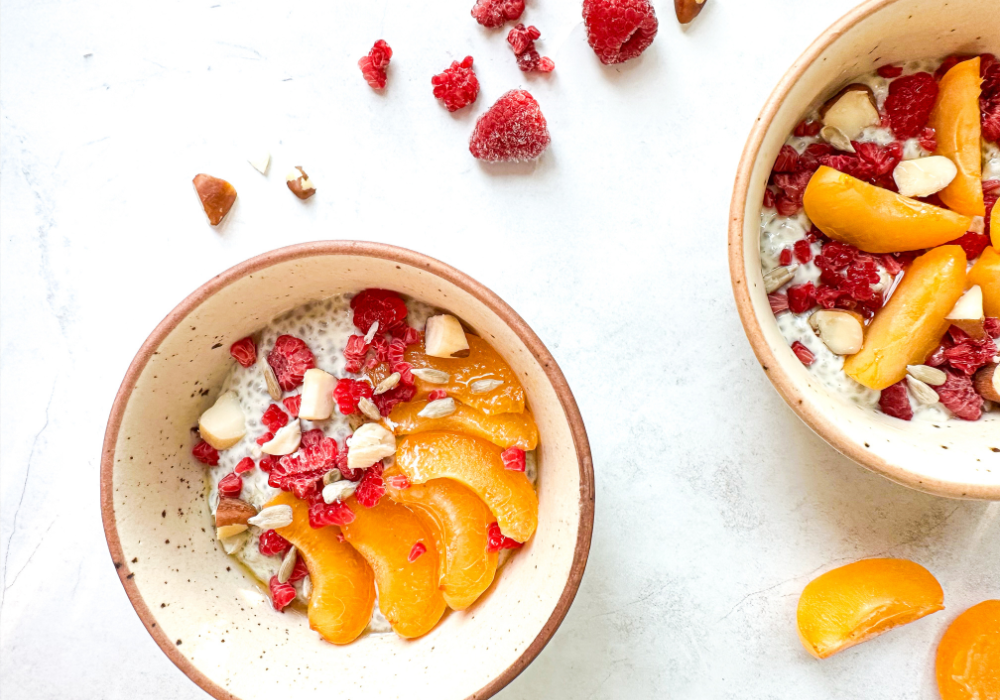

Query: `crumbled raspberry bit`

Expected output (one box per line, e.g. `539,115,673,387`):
772,145,799,173
811,241,887,318
336,447,366,482
791,341,815,366
985,317,1000,339
368,334,390,363
267,335,315,391
772,170,814,216
301,436,339,471
192,440,220,466
948,231,991,261
333,378,373,415
471,0,524,28
981,54,1000,142
884,72,938,139
878,380,913,420
877,64,904,79
582,0,658,65
351,289,408,334
255,432,274,446
261,404,290,433
258,455,276,473
300,428,326,448
794,240,814,264
229,337,257,368
289,473,323,501
779,248,793,266
282,395,301,418
259,529,291,556
942,327,997,375
355,467,386,508
935,55,966,80
344,334,369,374
217,472,243,498
268,453,324,491
308,499,355,528
408,542,427,562
359,40,392,90
432,56,480,112
935,370,983,421
401,326,421,346
269,576,296,611
787,283,817,314
387,337,407,366
372,382,416,416
793,120,822,137
234,457,255,474
469,90,550,163
768,293,790,315
386,474,411,489
427,389,448,401
288,555,309,583
487,522,523,552
917,127,937,152
501,447,526,472
985,181,1000,240
762,188,776,209
819,141,902,189
507,24,554,73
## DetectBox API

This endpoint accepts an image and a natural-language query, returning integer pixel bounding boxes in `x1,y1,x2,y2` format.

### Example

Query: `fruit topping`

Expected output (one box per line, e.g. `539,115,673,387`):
582,0,658,65
673,0,705,24
192,174,237,226
948,231,992,261
234,457,255,474
192,440,220,466
269,576,297,612
981,54,1000,142
281,395,301,419
892,156,958,198
768,293,790,314
431,56,480,112
229,337,256,367
198,391,246,450
500,447,526,472
259,528,292,556
877,64,904,79
334,378,374,415
218,471,243,498
346,423,396,472
820,84,880,140
507,24,554,73
935,599,1000,700
261,403,289,433
968,247,1000,317
808,309,864,355
945,286,986,339
286,167,316,200
359,40,392,89
929,57,984,217
470,0,524,28
486,522,523,552
267,335,315,391
935,369,984,421
878,380,914,421
351,289,408,334
309,498,356,528
388,400,539,450
408,542,427,562
884,72,939,139
354,465,386,508
215,497,256,539
343,334,368,373
469,90,550,163
791,341,815,366
298,368,337,421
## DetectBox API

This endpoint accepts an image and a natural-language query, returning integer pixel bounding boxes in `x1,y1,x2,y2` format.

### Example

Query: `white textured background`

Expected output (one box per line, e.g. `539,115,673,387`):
1,0,998,697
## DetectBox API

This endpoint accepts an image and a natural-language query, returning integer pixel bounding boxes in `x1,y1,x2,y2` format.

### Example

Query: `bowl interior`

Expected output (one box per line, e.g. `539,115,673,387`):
102,244,592,700
734,0,1000,499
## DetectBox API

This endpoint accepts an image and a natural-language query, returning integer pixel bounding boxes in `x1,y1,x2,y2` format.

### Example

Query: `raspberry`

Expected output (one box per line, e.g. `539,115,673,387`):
386,474,411,489
486,522,523,552
791,341,815,366
985,181,1000,240
269,576,296,612
986,317,1000,339
344,334,368,374
255,432,273,446
762,188,776,209
582,0,658,65
779,248,793,266
372,382,416,416
301,437,339,472
878,380,913,420
935,370,983,421
300,428,326,449
234,457,255,474
267,335,315,391
469,90,550,163
308,499,355,528
884,72,938,139
470,0,524,28
370,334,391,363
358,40,392,90
948,231,991,261
192,440,219,466
768,293,789,315
980,54,1000,142
942,328,997,375
793,120,822,137
350,289,408,334
336,448,365,482
517,53,555,73
288,555,309,583
507,24,540,55
772,145,799,173
259,529,291,556
877,64,904,79
772,170,813,215
787,283,817,314
427,389,448,401
261,404,289,433
432,56,480,112
229,337,257,368
816,241,858,271
289,473,323,501
501,447,526,472
935,55,965,80
917,127,937,152
355,467,386,508
794,240,814,264
218,472,242,498
282,395,301,418
819,141,902,187
387,337,407,366
258,455,276,473
408,542,427,562
334,378,373,415
400,326,421,346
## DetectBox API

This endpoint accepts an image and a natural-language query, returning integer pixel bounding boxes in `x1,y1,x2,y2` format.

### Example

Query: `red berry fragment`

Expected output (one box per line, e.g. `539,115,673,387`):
255,432,273,446
308,499,355,528
979,54,1000,142
192,440,220,466
261,404,290,433
917,127,937,152
884,72,938,139
763,188,776,208
878,380,913,421
300,428,326,448
343,334,369,374
947,231,991,261
787,283,817,314
486,522,523,552
779,248,793,266
935,370,983,421
259,529,291,556
230,337,257,368
351,289,408,334
501,447,526,472
408,542,427,562
768,293,790,315
794,120,822,137
507,24,555,73
267,335,315,391
941,327,998,376
333,378,373,415
432,56,480,112
269,576,296,611
359,40,392,90
288,555,309,583
218,472,243,498
355,465,386,508
372,382,416,417
427,389,448,401
401,326,421,346
282,395,301,418
877,64,904,79
234,457,255,474
773,145,799,173
469,90,550,163
386,474,411,489
258,455,276,473
582,0,658,65
791,341,815,366
471,0,524,28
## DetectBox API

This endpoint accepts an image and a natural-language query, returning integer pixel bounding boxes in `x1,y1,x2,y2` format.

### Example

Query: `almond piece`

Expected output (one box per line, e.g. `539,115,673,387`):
262,419,302,455
193,174,237,226
248,151,270,175
424,314,470,358
674,0,705,24
892,156,958,198
945,286,986,339
215,497,257,529
819,84,880,140
298,368,337,421
286,166,316,200
809,309,864,355
217,523,248,540
198,391,246,450
974,364,1000,402
346,423,395,471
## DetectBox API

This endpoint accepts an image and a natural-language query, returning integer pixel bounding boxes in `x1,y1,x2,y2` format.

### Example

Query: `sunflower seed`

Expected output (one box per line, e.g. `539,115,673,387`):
412,368,450,384
358,397,381,421
418,397,456,419
278,546,297,584
470,378,504,394
247,504,293,530
323,469,342,485
374,372,401,395
301,575,312,600
261,360,282,400
908,376,939,405
907,364,947,386
764,265,798,294
323,480,357,504
364,321,379,343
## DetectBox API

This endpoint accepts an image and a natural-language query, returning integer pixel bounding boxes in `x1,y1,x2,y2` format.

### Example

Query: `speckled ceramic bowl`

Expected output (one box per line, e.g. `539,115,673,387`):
729,0,1000,499
101,241,594,700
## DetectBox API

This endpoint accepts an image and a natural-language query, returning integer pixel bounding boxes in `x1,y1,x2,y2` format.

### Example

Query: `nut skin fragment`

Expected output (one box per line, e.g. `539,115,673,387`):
193,174,237,226
215,497,257,529
674,0,705,24
286,166,316,200
973,364,1000,402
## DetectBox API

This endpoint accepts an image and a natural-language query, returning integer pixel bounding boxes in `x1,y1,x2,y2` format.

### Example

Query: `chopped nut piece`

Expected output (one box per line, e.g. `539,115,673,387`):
247,504,293,530
322,479,357,504
819,84,880,140
907,376,940,405
278,546,297,584
418,397,457,419
973,364,1000,402
248,151,270,175
674,0,706,23
764,265,798,294
198,391,246,450
820,125,856,153
374,372,401,395
357,396,382,421
893,156,958,198
215,497,257,530
470,378,504,394
262,420,302,455
216,523,249,540
424,314,470,358
411,368,450,384
286,166,316,200
323,469,342,486
193,174,237,226
261,359,283,400
298,368,337,421
945,286,986,339
346,423,395,471
809,310,864,355
907,364,947,386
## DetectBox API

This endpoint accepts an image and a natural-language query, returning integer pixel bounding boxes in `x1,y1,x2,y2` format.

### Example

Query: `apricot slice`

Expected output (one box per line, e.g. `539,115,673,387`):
384,468,499,610
396,432,538,543
802,166,972,253
797,558,944,659
929,57,984,217
387,400,539,450
992,204,999,249
406,335,525,415
266,492,375,645
968,247,1000,318
935,599,1000,700
339,495,447,638
843,246,967,390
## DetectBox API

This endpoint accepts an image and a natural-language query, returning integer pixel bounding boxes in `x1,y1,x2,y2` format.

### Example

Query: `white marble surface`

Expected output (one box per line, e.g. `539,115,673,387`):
1,0,998,697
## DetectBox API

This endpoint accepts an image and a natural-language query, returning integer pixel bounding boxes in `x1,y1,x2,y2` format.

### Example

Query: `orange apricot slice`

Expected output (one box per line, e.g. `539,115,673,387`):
396,432,538,543
935,599,1000,700
406,335,525,415
339,495,447,638
992,204,999,249
802,166,972,253
930,57,984,217
797,558,944,659
387,400,538,450
967,247,1000,318
843,245,967,390
267,492,376,645
384,468,499,610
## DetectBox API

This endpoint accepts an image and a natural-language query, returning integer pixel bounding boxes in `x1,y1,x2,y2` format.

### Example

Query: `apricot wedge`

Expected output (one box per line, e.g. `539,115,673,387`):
935,599,1000,700
406,335,525,415
968,247,1000,318
803,166,972,253
267,492,375,645
384,467,499,610
930,57,984,217
387,400,538,450
797,558,944,659
992,203,999,249
843,246,967,390
339,495,447,638
396,432,538,543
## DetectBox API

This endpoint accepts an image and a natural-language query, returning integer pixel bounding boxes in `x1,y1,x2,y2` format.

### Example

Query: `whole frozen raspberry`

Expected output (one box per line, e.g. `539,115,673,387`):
582,0,658,65
471,0,524,28
878,380,913,420
269,576,296,611
884,72,938,139
229,337,256,368
350,289,408,334
267,335,315,391
432,56,480,112
359,40,392,90
469,90,550,163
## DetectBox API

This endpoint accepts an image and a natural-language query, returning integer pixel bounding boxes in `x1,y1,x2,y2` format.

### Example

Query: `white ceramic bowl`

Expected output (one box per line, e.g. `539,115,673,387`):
101,241,594,699
729,0,1000,499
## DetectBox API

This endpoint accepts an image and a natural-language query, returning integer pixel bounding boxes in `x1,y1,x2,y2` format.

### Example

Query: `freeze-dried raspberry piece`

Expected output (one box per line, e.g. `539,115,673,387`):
289,473,323,501
487,522,523,552
794,240,814,264
335,448,365,482
386,474,411,489
981,55,1000,142
393,361,415,387
516,50,555,73
355,467,386,508
230,337,256,368
259,529,291,556
301,437,338,472
261,404,289,433
269,576,296,611
255,432,273,446
819,141,902,187
943,328,997,375
400,326,421,346
877,64,904,79
762,188,776,209
935,55,966,80
773,145,799,173
192,440,219,466
471,0,524,28
501,447,526,472
935,370,983,421
368,334,389,364
884,72,938,139
878,380,913,420
791,341,815,366
432,56,480,112
768,293,789,315
372,382,416,416
408,542,427,562
582,0,658,65
507,23,540,55
351,289,408,334
268,335,315,391
787,283,817,314
948,232,991,261
308,499,355,528
917,127,937,152
300,428,326,449
794,120,822,137
258,455,276,473
218,472,243,498
985,317,1000,339
359,40,392,90
797,143,834,172
387,338,407,366
282,395,301,418
469,90,550,162
288,555,309,583
427,389,448,401
772,170,813,215
344,334,369,374
334,378,373,415
234,457,255,474
779,249,793,266
816,241,859,272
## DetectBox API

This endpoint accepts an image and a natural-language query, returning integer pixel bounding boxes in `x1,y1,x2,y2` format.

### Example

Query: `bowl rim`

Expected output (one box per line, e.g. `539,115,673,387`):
727,0,999,500
100,240,596,700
